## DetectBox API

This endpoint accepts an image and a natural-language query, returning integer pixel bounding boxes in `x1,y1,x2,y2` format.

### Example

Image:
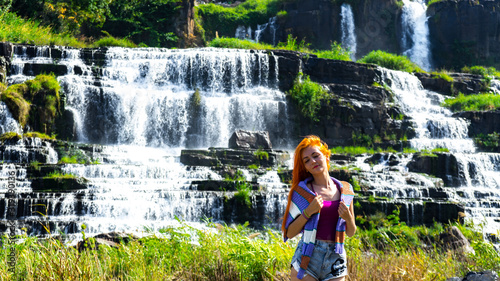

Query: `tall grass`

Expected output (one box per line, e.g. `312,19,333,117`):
288,73,330,121
0,12,85,47
357,50,424,73
442,93,500,112
0,220,498,280
209,37,352,61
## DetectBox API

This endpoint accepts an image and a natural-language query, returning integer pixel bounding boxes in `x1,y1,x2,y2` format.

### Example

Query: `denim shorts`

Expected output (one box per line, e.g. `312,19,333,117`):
291,239,348,281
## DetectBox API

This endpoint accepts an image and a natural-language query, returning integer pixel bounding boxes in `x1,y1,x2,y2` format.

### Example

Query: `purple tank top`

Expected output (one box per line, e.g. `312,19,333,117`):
313,182,341,241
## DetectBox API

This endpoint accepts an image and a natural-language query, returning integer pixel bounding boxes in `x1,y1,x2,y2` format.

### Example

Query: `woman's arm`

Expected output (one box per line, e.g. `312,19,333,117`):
286,196,323,239
339,201,356,237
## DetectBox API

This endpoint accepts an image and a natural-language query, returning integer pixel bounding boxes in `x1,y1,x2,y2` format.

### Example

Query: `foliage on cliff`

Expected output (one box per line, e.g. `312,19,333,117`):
0,74,62,134
442,93,500,112
196,0,280,40
288,73,330,122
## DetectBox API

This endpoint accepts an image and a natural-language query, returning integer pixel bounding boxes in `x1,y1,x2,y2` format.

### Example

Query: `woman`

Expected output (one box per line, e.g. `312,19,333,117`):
282,135,356,281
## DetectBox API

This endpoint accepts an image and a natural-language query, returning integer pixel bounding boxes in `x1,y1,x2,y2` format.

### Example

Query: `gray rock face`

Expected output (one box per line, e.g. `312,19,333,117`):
428,0,500,70
228,130,272,150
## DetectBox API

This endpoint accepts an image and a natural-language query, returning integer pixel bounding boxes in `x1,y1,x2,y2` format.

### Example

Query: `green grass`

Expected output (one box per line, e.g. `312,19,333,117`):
0,132,21,143
442,93,500,112
43,171,78,179
431,70,454,82
0,220,498,280
91,36,137,48
209,37,274,50
461,65,500,78
0,12,85,47
209,37,351,61
288,73,330,121
357,50,424,73
196,0,280,40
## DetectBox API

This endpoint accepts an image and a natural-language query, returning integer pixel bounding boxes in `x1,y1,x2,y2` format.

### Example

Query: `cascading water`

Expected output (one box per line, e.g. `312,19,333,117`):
401,0,432,71
340,3,357,60
3,46,290,235
383,69,500,233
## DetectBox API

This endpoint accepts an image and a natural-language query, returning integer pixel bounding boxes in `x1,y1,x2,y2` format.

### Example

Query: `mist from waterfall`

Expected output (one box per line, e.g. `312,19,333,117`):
340,3,357,60
401,0,432,71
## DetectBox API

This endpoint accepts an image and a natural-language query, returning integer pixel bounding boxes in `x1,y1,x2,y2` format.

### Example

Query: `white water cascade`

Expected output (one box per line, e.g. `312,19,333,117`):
401,0,432,71
3,46,290,235
384,69,500,233
340,3,357,60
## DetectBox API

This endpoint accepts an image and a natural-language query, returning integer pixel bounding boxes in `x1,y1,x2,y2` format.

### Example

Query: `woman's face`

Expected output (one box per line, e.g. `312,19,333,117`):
301,145,328,175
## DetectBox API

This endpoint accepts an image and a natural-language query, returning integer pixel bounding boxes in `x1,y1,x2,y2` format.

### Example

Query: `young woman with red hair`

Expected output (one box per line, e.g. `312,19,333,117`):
282,135,356,281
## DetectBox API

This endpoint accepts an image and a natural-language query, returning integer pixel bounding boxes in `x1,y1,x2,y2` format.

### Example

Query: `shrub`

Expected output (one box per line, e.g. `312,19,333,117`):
474,132,500,152
234,181,252,207
431,70,453,82
208,37,273,50
461,65,500,78
288,73,329,121
357,50,424,73
314,42,351,61
91,36,137,48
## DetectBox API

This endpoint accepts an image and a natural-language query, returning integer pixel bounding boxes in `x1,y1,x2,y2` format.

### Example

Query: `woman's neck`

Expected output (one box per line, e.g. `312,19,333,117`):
311,172,330,188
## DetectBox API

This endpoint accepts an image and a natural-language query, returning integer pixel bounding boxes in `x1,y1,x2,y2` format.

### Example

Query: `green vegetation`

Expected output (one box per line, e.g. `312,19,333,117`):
0,219,498,280
92,36,137,48
288,73,330,122
23,132,55,140
357,50,424,73
461,65,500,78
427,0,446,6
431,70,454,82
0,12,85,47
431,147,450,153
209,37,274,50
43,171,78,179
234,181,252,207
248,164,259,169
208,36,351,61
254,148,269,161
196,0,280,40
442,93,500,112
1,74,62,134
474,132,500,152
0,132,21,143
314,42,351,61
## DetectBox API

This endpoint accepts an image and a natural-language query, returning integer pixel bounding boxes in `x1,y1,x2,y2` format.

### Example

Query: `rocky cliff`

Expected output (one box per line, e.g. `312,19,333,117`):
428,0,500,70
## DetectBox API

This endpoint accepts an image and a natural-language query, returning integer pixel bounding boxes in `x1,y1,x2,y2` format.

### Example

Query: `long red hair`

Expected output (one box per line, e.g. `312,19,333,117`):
281,135,331,234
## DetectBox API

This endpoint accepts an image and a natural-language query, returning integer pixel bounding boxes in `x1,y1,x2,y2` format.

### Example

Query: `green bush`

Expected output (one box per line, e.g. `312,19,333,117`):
196,0,279,40
91,36,137,48
474,132,500,152
442,93,500,112
288,73,329,121
234,181,252,207
315,42,352,61
208,37,273,50
431,71,453,82
357,50,424,73
461,65,500,78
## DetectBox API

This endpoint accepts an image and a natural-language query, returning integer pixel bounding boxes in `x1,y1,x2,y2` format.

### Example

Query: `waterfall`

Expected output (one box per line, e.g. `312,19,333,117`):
4,45,290,235
384,69,500,232
401,0,432,71
340,3,357,60
255,17,278,46
10,46,289,149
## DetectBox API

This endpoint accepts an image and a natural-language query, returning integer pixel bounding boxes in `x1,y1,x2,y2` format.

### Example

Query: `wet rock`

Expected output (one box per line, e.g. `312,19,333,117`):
408,153,461,187
93,232,139,244
31,176,89,192
228,130,272,150
180,147,289,168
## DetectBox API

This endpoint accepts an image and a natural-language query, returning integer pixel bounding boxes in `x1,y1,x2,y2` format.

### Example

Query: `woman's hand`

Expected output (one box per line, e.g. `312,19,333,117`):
339,200,357,237
305,195,323,216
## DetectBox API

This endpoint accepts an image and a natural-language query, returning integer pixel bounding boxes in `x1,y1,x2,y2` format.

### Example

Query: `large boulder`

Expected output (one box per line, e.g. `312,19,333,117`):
228,130,272,150
439,226,474,253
